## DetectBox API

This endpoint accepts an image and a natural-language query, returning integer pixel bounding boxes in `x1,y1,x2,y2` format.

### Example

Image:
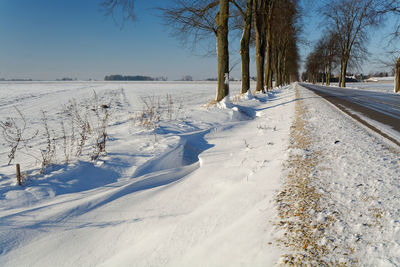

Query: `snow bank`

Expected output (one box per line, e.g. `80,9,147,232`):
295,84,400,265
0,82,295,266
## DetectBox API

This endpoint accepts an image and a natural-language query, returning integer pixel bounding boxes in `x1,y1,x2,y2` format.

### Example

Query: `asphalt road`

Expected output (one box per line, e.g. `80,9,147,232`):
299,82,400,147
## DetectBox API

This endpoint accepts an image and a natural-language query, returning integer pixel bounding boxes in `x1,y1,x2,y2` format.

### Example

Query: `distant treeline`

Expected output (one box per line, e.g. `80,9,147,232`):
0,78,33,81
104,75,167,81
56,77,77,81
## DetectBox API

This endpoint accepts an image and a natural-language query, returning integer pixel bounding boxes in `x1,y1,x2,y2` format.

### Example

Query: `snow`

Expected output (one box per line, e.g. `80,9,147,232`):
0,81,399,266
0,81,294,266
291,83,400,265
332,81,396,94
301,82,400,145
340,107,400,144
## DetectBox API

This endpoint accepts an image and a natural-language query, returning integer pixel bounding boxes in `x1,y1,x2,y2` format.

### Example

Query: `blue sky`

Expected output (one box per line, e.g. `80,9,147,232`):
0,0,397,80
0,0,219,80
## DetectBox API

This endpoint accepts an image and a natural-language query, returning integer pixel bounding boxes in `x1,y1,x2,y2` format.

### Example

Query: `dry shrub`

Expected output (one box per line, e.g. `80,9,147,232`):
1,90,119,184
132,94,179,142
39,110,56,173
0,107,38,165
90,91,110,160
62,91,112,161
62,99,91,158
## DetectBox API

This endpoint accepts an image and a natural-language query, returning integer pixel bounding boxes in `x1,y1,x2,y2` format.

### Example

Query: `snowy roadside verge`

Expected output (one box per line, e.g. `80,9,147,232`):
277,83,400,265
275,85,330,265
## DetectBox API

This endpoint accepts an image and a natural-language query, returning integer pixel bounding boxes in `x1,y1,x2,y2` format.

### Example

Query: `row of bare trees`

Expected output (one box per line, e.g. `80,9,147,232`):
304,0,400,92
303,31,341,85
102,0,301,102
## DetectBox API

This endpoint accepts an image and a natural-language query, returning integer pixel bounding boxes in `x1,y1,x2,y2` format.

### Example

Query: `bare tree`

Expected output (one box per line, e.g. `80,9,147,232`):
308,31,340,85
283,30,301,84
395,55,400,93
230,0,253,94
269,0,301,87
323,31,341,85
216,0,230,101
161,0,230,102
101,0,135,23
253,0,268,92
379,0,400,92
321,0,384,87
251,0,300,91
304,48,322,84
161,0,219,50
264,0,276,91
379,0,400,35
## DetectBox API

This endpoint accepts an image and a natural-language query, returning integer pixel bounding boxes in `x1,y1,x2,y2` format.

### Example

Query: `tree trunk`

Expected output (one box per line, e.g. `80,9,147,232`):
240,33,250,95
395,54,400,93
326,64,331,86
276,51,282,87
272,47,279,86
282,53,287,85
341,59,348,88
240,0,253,94
253,0,266,92
216,0,230,101
339,60,344,87
265,34,272,91
264,2,274,91
267,63,273,89
255,40,266,91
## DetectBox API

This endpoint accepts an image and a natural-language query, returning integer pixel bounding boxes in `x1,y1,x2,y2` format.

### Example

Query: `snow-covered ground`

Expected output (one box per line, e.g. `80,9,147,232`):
330,81,396,94
299,82,400,147
0,81,399,266
291,84,400,265
0,81,294,266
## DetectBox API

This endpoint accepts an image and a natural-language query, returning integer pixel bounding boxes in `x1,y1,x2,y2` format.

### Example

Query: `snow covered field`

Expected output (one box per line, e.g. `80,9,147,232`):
0,81,399,266
332,81,396,94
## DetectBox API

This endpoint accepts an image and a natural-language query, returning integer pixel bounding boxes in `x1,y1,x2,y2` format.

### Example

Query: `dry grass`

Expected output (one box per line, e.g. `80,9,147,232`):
204,99,219,108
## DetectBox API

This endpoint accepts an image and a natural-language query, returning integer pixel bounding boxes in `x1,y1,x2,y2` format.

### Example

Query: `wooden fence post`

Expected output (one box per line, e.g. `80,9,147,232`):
16,164,22,186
